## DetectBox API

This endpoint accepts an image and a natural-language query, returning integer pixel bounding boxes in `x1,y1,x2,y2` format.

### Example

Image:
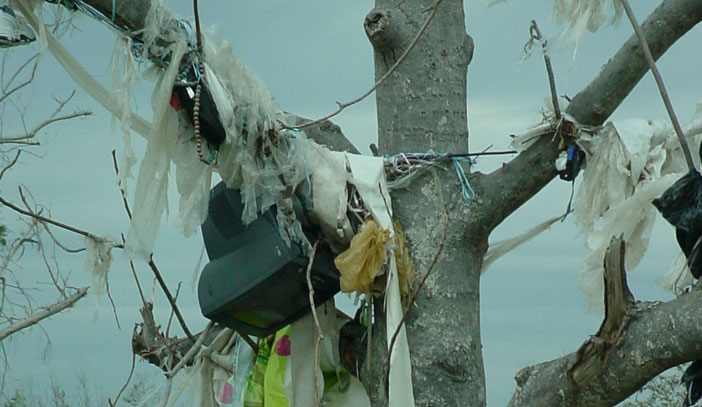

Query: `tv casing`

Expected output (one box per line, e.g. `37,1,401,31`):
197,182,340,337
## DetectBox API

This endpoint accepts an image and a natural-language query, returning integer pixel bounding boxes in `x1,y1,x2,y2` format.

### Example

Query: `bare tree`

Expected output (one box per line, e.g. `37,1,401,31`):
0,21,92,372
5,0,702,406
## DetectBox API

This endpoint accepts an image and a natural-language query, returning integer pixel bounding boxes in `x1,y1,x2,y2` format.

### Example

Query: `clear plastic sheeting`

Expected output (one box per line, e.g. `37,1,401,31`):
574,120,671,226
577,174,679,307
109,37,140,192
124,34,188,257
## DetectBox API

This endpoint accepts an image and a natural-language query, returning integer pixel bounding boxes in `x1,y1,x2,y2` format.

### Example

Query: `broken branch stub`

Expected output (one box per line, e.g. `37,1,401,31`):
569,236,635,387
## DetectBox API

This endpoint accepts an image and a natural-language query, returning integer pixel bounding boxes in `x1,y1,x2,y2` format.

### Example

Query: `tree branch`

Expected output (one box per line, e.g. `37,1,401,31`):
508,244,702,406
0,287,88,341
476,0,702,232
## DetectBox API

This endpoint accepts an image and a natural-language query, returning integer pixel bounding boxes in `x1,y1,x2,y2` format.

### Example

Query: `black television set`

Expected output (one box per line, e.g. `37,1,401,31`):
197,182,340,337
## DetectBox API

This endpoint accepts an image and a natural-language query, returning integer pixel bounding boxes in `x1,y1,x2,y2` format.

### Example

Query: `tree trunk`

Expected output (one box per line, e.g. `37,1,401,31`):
363,1,483,406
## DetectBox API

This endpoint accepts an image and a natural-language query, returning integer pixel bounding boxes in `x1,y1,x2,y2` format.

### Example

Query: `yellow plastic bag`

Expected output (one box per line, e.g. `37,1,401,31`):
335,220,390,295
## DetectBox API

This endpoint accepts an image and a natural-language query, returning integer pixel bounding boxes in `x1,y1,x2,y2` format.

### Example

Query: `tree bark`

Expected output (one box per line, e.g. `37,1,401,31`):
364,1,483,406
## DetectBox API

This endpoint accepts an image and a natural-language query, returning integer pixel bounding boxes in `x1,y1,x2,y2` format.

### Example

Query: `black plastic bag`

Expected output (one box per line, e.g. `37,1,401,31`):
652,169,702,279
683,360,702,406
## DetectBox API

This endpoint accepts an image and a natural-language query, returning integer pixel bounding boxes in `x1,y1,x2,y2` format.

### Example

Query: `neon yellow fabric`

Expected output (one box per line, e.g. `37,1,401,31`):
264,327,291,407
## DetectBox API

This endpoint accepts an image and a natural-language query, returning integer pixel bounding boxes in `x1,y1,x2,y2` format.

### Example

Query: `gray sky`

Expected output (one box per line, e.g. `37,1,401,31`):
1,0,700,405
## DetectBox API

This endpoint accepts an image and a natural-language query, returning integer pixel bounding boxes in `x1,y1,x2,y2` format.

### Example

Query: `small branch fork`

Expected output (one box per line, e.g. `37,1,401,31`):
285,0,444,131
0,287,89,341
0,91,91,145
619,0,695,171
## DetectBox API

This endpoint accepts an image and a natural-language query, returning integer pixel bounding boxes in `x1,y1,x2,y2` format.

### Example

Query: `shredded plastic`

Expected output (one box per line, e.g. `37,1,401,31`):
335,220,390,295
109,36,140,191
573,118,680,306
83,235,113,296
551,0,623,49
482,216,561,274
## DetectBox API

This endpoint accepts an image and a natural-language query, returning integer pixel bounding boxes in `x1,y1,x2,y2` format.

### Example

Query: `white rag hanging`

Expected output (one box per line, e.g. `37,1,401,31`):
344,154,415,407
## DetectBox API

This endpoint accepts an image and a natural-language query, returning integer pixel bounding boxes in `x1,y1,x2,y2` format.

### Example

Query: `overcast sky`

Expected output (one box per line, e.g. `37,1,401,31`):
1,1,700,405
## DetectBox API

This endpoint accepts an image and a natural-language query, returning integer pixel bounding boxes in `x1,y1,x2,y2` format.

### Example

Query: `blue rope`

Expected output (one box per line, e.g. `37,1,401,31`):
451,157,475,201
111,0,115,22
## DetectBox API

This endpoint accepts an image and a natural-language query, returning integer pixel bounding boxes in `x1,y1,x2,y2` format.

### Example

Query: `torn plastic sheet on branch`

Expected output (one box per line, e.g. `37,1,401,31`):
573,110,702,306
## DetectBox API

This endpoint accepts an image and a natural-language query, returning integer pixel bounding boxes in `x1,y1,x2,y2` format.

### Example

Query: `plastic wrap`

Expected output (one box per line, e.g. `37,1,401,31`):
577,174,679,308
125,36,187,257
83,235,113,296
482,216,561,274
552,0,622,48
335,220,390,295
109,37,140,191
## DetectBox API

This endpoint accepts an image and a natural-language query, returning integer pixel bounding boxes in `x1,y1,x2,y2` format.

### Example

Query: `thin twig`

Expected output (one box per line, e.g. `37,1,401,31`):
112,150,195,342
0,151,21,182
105,274,121,330
305,239,323,407
148,256,196,342
0,287,89,341
384,206,449,391
620,0,694,171
0,190,120,245
0,56,38,105
108,352,135,407
121,233,148,309
165,282,182,338
530,20,561,120
112,150,132,219
1,91,89,143
18,189,85,254
192,0,202,49
288,0,444,131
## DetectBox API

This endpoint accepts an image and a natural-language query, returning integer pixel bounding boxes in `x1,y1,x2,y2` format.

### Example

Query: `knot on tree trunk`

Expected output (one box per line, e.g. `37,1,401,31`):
364,8,408,52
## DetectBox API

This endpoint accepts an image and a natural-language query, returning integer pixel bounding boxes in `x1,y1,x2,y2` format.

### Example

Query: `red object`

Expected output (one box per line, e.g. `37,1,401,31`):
274,334,291,356
170,93,181,111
